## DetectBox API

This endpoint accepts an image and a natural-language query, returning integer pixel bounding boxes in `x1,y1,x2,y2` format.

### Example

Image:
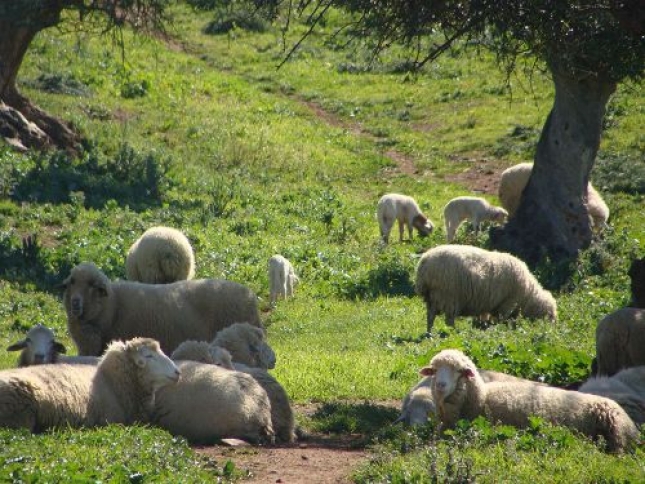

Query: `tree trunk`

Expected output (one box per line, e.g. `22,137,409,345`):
490,66,616,265
0,10,81,153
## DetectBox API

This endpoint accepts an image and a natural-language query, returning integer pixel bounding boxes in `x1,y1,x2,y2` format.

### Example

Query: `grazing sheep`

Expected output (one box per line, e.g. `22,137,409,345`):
628,257,645,308
595,307,645,376
498,162,609,229
154,361,274,444
415,245,557,332
126,226,195,284
376,193,434,244
171,340,234,369
425,349,639,452
579,368,645,426
443,196,508,242
62,262,262,356
268,255,299,305
7,324,99,367
211,322,276,370
0,337,179,432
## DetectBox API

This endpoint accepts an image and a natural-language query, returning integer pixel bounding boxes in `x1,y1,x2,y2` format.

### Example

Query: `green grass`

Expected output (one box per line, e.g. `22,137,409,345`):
0,3,643,481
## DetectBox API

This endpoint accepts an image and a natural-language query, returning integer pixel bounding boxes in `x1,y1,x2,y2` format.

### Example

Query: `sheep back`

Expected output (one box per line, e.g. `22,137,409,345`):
595,308,645,376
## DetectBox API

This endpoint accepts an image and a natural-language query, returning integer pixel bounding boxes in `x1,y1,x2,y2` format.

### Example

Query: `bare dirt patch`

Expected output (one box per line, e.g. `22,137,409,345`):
443,155,507,195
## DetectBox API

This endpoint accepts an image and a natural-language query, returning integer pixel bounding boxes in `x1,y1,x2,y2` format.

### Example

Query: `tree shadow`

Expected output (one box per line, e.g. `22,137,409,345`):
339,262,415,300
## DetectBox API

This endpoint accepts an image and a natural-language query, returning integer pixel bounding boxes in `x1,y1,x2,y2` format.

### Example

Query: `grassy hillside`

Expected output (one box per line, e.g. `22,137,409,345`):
0,3,644,481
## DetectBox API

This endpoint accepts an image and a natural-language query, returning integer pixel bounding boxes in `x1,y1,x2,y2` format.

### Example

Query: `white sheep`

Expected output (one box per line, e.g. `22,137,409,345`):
0,337,179,432
154,360,274,444
376,193,434,244
443,196,508,242
595,307,645,376
7,324,99,366
415,245,557,332
268,255,299,304
171,340,235,369
498,162,609,229
126,226,195,284
211,322,276,369
425,349,639,453
62,262,262,356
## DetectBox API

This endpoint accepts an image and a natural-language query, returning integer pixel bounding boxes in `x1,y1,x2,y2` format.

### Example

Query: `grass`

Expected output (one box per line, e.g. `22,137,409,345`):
0,2,643,481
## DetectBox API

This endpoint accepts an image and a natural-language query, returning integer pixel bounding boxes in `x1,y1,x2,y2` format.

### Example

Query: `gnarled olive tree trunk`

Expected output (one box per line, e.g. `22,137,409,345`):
491,65,616,265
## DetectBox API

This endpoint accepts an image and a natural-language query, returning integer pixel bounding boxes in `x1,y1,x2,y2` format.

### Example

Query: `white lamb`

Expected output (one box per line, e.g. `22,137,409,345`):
443,196,508,242
268,255,299,305
595,307,645,376
415,245,557,332
171,340,234,369
126,226,195,284
0,337,179,432
425,349,639,453
7,324,99,366
211,322,276,369
498,162,609,229
376,193,434,244
62,262,262,356
154,361,274,444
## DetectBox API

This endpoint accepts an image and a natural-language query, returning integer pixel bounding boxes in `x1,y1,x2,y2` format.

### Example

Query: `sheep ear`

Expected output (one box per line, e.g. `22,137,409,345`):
54,342,67,354
419,367,435,377
7,341,27,351
461,368,475,379
56,276,71,291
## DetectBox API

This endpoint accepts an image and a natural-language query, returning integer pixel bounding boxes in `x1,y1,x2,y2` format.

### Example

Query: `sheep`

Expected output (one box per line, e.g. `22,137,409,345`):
7,324,99,367
498,162,609,229
211,322,276,370
376,193,434,244
153,360,274,444
170,340,234,369
0,337,179,432
62,262,262,356
628,257,645,308
268,255,299,305
415,245,557,332
424,349,639,452
125,226,195,284
595,307,645,376
443,196,508,242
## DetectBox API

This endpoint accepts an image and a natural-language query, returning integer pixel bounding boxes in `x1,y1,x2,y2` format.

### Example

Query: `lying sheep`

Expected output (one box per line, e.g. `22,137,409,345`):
425,349,639,452
268,255,299,305
62,262,262,356
0,337,179,432
376,193,434,244
154,360,274,444
126,226,195,284
498,162,609,229
171,340,234,369
595,307,645,376
211,322,276,369
628,257,645,308
7,324,99,366
415,245,557,332
443,196,508,242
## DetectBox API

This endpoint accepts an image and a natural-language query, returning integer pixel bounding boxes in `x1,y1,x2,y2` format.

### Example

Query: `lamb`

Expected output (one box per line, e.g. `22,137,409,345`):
62,262,262,356
595,307,645,376
126,226,195,284
443,196,508,242
498,162,609,229
211,322,276,369
7,324,99,366
376,193,434,244
425,349,639,452
268,255,299,305
0,337,179,432
415,245,557,332
154,360,274,444
170,340,235,369
628,257,645,308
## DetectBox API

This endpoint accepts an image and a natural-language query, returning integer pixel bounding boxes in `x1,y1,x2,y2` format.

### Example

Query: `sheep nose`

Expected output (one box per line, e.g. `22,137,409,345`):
33,354,45,364
435,381,446,392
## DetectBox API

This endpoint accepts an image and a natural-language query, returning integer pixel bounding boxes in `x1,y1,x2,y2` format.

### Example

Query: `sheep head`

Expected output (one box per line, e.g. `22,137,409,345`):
7,324,67,366
126,338,181,392
412,214,434,237
422,349,478,402
62,262,110,322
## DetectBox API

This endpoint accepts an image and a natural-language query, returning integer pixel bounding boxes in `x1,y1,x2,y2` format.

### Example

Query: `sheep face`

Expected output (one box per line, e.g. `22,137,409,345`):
7,324,67,365
62,265,109,322
421,364,475,400
209,346,235,369
491,208,508,223
412,215,434,237
131,341,181,391
256,342,277,369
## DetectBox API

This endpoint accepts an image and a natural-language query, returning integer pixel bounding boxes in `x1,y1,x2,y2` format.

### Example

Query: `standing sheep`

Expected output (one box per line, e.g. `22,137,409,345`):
595,307,645,376
126,226,195,284
7,324,99,366
425,349,639,453
62,262,262,356
376,193,434,244
498,162,609,229
154,360,274,444
443,196,508,242
268,255,299,305
415,245,557,332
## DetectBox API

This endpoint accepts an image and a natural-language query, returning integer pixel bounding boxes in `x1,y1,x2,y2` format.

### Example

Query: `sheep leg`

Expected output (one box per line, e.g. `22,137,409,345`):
398,219,406,242
380,216,393,244
472,216,481,237
445,220,456,243
286,276,294,297
426,302,438,332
